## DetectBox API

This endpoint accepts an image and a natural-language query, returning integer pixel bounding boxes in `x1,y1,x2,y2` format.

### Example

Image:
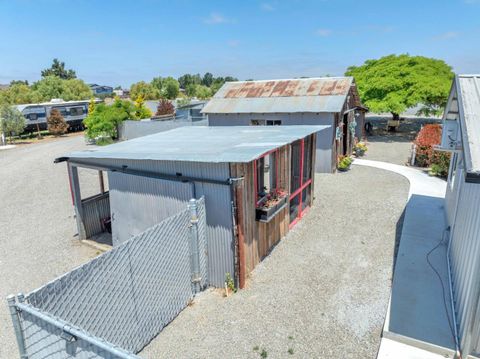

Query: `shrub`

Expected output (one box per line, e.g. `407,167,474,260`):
47,108,69,135
156,99,175,116
414,124,450,177
338,155,353,171
83,98,136,140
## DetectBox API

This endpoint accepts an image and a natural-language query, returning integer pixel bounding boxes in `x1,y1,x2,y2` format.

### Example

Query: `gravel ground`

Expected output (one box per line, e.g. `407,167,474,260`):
0,135,100,358
141,165,409,359
363,116,441,165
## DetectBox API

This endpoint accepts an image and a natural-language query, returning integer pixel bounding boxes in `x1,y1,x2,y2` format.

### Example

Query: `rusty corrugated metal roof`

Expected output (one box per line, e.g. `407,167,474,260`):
202,77,353,114
221,77,352,98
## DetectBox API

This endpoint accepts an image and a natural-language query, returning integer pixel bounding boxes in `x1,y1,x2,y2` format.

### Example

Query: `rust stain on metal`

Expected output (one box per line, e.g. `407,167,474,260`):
222,78,351,99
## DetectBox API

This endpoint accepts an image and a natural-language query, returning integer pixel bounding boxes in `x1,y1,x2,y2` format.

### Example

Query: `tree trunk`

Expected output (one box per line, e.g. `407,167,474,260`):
392,112,400,121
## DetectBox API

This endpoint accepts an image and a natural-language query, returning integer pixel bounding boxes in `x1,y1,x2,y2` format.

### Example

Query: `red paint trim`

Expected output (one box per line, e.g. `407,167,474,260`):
290,178,312,199
253,159,258,205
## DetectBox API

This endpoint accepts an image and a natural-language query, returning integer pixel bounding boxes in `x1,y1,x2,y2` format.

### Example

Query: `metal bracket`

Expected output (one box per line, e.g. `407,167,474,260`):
61,327,77,342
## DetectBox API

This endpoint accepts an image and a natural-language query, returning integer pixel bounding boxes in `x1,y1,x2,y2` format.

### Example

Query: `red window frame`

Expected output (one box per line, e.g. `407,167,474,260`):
254,148,280,207
289,138,312,228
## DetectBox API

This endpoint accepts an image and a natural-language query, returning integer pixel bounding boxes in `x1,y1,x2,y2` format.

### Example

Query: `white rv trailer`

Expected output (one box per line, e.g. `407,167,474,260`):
15,99,98,132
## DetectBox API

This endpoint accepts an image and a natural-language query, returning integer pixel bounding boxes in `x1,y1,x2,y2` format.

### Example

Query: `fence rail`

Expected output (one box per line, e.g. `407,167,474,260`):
8,198,207,358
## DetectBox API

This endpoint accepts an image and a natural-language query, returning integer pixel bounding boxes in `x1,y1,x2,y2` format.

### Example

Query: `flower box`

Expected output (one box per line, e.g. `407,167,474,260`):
255,195,288,222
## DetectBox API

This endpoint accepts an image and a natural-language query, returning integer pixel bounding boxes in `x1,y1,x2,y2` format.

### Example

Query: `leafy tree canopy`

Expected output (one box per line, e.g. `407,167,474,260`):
0,104,26,141
130,81,160,100
31,76,92,102
41,58,77,79
345,54,454,118
83,98,138,140
151,77,180,100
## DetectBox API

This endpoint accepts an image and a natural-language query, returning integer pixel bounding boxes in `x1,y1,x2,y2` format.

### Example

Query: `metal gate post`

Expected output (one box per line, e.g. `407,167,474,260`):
188,199,201,293
7,295,28,359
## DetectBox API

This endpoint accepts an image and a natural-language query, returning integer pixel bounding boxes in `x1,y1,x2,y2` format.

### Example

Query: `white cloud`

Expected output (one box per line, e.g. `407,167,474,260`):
315,29,332,37
261,3,275,11
434,31,460,40
203,12,232,25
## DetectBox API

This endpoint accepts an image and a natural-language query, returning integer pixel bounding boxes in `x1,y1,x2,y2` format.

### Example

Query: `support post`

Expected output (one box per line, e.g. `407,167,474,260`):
188,199,201,293
7,295,28,359
68,163,86,240
98,170,105,194
234,183,246,289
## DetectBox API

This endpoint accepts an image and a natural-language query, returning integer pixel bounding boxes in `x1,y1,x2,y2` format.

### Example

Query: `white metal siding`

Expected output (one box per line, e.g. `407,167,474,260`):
448,178,480,356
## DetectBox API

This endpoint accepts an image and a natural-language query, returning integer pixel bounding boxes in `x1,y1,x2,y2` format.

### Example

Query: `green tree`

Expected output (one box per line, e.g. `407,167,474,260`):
202,72,214,87
31,76,92,102
41,58,77,79
151,77,164,91
194,85,212,99
47,108,69,135
178,73,201,89
130,81,160,100
83,98,137,140
0,104,26,142
345,54,454,120
185,83,197,97
0,83,38,104
61,78,93,101
10,80,29,86
162,77,180,99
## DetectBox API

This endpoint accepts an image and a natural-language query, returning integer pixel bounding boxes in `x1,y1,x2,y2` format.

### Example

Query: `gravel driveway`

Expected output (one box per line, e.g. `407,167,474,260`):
141,165,409,359
0,135,99,358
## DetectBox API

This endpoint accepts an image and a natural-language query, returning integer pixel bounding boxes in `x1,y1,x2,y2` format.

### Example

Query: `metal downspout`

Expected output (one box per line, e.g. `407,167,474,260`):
446,226,462,358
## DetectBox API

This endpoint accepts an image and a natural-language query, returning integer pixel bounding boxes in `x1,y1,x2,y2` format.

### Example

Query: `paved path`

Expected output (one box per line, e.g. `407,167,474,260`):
353,159,455,359
0,136,99,358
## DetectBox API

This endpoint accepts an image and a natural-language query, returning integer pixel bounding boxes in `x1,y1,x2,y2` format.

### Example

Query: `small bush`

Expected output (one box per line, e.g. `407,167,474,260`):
414,124,450,177
338,155,353,171
47,108,69,136
156,99,175,116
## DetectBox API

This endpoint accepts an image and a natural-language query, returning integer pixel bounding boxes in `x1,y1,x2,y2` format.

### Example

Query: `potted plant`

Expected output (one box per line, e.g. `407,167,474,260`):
255,188,288,222
337,156,353,172
354,142,368,157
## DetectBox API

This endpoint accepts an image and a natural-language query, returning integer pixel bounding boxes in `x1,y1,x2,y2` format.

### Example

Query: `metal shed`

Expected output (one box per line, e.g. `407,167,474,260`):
440,74,480,358
56,126,328,288
202,77,367,173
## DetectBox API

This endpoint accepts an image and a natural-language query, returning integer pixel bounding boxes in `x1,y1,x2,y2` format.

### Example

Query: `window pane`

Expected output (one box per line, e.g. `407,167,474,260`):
303,136,312,182
301,184,312,211
289,193,300,222
291,140,302,193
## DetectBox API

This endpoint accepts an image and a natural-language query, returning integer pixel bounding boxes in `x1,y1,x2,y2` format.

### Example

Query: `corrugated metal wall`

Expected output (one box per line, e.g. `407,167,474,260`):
76,158,235,288
449,180,480,357
207,113,334,173
108,172,194,245
445,152,480,357
118,119,208,141
81,192,110,238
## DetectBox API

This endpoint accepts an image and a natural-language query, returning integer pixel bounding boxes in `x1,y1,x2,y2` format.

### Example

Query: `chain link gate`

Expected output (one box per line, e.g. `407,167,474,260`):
7,197,208,359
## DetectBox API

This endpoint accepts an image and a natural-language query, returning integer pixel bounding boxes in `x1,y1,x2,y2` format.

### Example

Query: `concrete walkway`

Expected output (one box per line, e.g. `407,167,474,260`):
353,159,455,359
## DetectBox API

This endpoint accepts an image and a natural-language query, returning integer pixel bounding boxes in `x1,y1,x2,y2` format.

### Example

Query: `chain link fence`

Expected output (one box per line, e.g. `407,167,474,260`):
7,197,207,358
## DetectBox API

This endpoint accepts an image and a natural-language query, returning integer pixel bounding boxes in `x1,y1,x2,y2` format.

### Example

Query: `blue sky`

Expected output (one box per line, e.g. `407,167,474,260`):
0,0,479,87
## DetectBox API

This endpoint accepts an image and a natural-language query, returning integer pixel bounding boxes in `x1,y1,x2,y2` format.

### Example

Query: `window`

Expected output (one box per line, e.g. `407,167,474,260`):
250,119,282,126
28,113,38,121
53,107,68,116
255,150,279,207
69,107,84,116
